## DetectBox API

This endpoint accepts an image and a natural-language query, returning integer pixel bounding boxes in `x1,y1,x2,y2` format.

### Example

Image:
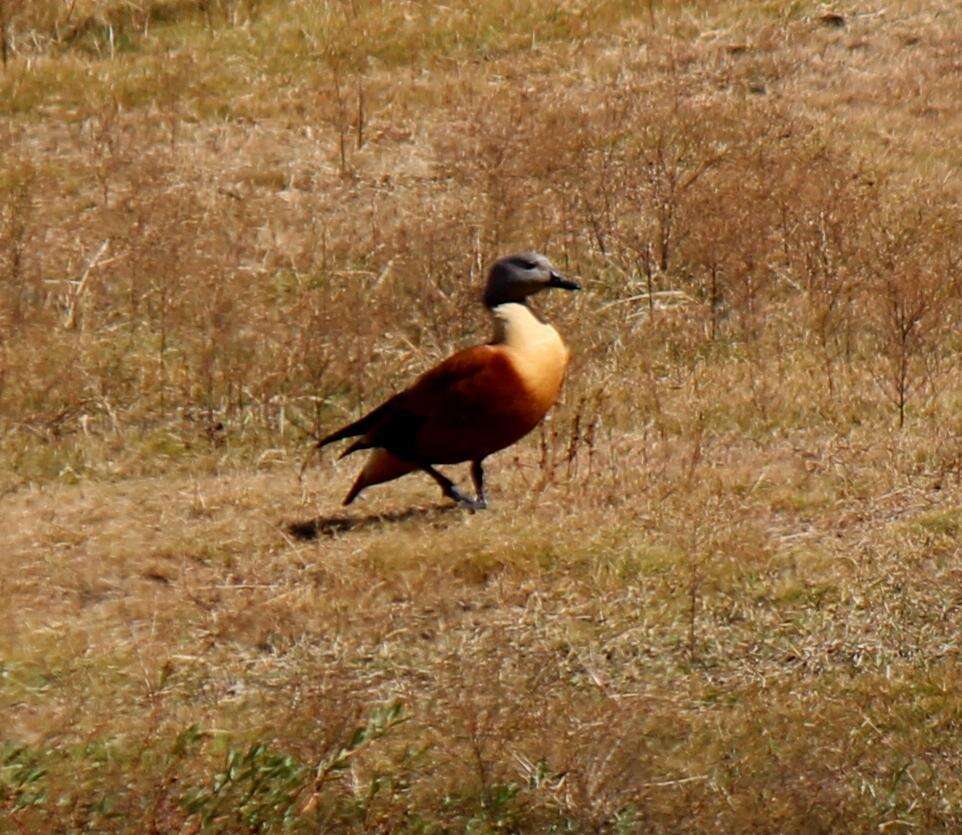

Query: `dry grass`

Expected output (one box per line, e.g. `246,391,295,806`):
3,0,962,830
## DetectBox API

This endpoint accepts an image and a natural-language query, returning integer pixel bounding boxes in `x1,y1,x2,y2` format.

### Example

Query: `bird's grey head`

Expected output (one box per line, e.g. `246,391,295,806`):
483,252,581,309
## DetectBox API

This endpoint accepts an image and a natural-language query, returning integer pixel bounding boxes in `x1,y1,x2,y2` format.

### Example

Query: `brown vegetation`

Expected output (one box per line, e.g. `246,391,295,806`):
3,0,962,830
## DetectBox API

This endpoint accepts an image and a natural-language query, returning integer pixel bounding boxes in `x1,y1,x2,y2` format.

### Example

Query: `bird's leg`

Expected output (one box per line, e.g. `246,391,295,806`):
421,464,484,510
470,459,487,509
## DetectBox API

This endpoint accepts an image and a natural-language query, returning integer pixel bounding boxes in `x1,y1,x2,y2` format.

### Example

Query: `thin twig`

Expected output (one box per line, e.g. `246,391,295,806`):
64,239,110,330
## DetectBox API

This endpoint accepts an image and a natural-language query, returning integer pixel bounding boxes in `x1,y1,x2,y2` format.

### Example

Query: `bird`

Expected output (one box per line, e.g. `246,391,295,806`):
316,252,581,509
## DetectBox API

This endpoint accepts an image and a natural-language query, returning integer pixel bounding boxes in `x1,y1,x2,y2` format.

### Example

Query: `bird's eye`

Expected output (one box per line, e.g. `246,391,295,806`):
518,259,538,270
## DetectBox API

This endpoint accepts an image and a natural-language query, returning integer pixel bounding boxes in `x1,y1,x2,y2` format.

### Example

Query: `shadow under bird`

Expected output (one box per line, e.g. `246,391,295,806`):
317,252,581,509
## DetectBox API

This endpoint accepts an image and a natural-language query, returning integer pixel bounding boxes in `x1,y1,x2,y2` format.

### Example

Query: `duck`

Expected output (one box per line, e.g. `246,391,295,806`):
317,252,581,508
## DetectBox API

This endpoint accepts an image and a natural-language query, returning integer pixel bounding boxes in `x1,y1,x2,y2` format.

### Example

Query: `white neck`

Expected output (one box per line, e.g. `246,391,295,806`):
490,302,552,348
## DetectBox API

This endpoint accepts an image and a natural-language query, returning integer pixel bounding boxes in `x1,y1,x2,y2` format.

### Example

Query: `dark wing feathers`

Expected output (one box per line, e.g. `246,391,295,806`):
399,346,502,414
317,346,502,459
315,397,396,449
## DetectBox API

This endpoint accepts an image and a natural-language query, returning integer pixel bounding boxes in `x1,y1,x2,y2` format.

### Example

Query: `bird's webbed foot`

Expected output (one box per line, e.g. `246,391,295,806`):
457,494,487,512
442,481,487,512
421,464,487,511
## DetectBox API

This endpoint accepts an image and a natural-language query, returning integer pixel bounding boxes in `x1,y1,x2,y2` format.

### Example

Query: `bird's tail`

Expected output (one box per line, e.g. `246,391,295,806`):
316,420,363,450
316,412,375,452
317,399,395,452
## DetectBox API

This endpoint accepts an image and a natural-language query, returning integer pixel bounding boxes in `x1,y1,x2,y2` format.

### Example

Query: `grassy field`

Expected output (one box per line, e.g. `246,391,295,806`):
3,0,962,830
